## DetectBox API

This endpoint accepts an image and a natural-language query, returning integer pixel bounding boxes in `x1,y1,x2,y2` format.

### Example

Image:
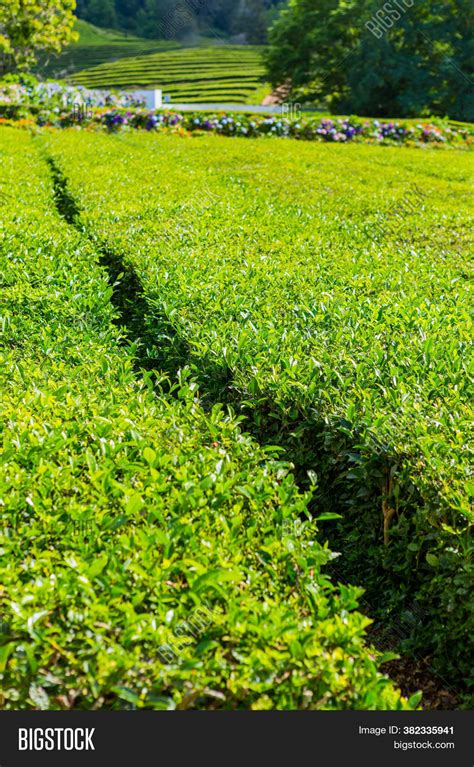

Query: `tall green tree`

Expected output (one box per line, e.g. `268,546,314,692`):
75,0,284,42
237,0,283,44
265,0,363,106
86,0,118,29
0,0,78,75
266,0,474,121
345,0,474,120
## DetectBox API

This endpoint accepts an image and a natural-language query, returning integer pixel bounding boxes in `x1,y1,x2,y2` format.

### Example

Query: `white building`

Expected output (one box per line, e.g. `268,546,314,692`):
132,89,163,110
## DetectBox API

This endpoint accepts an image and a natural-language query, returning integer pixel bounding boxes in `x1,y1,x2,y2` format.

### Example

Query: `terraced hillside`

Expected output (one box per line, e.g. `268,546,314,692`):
69,46,268,104
40,20,176,79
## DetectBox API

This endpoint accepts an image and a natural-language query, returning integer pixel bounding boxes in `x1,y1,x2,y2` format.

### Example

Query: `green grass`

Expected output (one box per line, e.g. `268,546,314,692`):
44,130,473,694
38,19,178,79
0,126,413,711
67,45,268,104
73,19,141,45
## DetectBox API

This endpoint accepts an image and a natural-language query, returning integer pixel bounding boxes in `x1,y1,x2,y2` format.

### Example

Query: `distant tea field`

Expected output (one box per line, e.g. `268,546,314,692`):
38,20,268,105
1,125,472,710
38,20,173,78
68,45,267,103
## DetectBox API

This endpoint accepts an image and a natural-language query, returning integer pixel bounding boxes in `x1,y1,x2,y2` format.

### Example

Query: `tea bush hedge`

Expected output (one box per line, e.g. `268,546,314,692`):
44,130,473,692
69,46,267,104
37,19,170,78
0,127,411,710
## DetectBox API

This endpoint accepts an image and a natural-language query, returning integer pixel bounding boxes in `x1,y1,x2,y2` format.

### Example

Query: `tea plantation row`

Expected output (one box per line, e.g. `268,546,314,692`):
38,19,177,78
68,46,267,103
0,127,411,710
44,130,473,694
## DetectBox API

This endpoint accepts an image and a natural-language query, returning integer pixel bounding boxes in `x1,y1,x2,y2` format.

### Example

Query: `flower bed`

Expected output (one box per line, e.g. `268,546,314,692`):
25,108,474,148
0,78,473,148
0,78,145,110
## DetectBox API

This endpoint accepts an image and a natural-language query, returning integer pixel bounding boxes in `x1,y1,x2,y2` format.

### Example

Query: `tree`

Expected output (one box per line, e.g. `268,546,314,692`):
238,0,272,44
87,0,118,29
0,0,78,75
135,0,176,40
265,0,474,121
265,0,364,107
75,0,284,42
345,0,474,120
115,0,142,32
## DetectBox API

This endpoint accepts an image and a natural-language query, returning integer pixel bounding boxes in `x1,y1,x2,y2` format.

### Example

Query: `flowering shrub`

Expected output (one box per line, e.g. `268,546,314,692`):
0,78,472,148
0,78,146,125
86,110,473,148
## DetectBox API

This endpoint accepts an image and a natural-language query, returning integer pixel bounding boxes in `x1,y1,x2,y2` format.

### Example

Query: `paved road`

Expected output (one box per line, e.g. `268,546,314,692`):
166,103,292,114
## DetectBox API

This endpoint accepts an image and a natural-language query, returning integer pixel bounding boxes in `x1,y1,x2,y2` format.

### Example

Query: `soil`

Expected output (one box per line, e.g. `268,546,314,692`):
381,655,460,710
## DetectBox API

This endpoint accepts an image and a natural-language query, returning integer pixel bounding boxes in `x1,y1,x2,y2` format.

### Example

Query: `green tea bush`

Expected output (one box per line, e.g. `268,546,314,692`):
0,127,410,710
45,130,473,692
69,46,266,104
37,19,170,78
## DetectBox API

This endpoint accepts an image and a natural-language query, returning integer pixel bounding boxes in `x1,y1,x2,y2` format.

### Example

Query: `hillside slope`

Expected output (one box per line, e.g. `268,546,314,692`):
38,20,269,105
69,45,268,104
39,20,178,79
